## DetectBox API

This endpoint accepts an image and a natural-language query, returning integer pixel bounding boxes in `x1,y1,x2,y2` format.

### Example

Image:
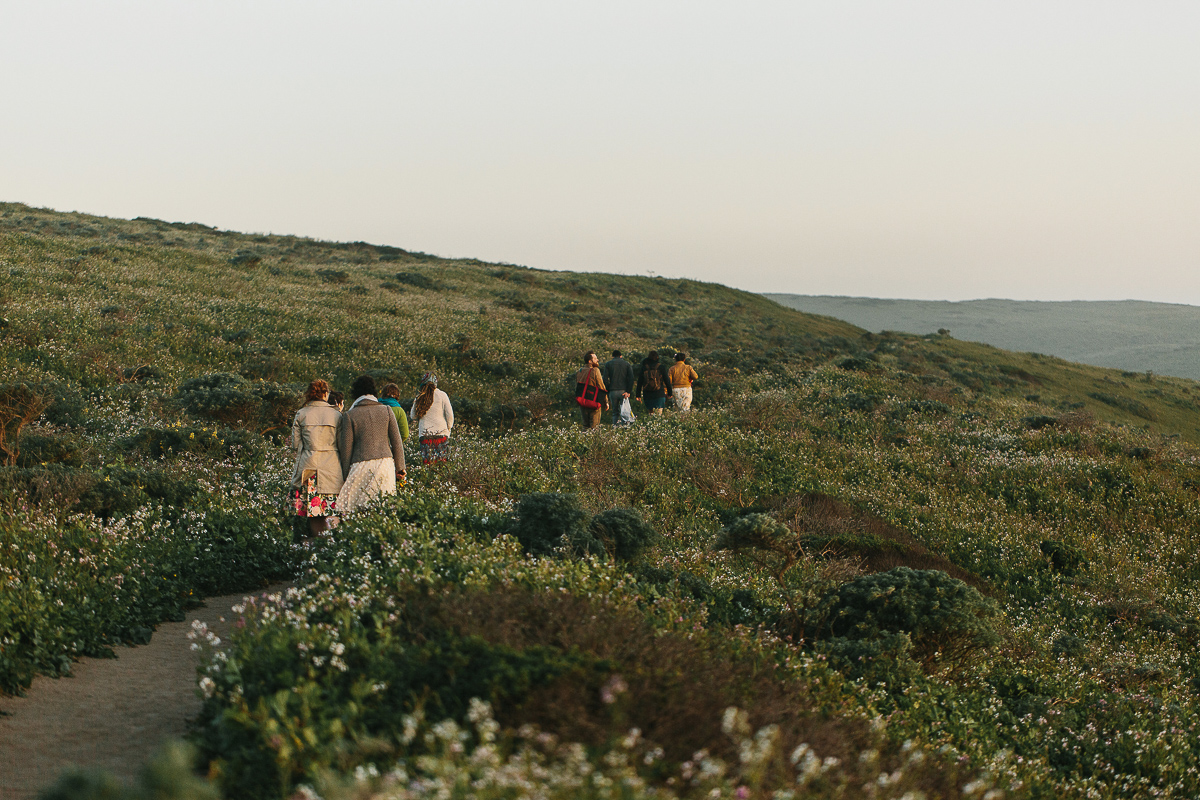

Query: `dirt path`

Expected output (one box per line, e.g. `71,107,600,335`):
0,586,287,800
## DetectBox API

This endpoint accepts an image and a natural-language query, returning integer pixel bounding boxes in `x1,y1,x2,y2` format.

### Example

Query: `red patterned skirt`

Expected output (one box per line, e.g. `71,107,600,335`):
293,474,338,518
419,435,450,464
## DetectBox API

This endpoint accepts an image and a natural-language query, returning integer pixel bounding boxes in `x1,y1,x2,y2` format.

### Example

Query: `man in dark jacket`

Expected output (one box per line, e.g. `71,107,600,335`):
602,350,636,426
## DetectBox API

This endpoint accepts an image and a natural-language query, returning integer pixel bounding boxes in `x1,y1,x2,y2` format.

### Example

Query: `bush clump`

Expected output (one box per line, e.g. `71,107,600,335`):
15,432,84,468
123,425,265,464
712,512,793,555
509,492,603,557
176,373,297,433
0,382,52,465
315,268,350,284
587,507,657,562
811,567,1000,674
393,271,441,290
1040,539,1087,576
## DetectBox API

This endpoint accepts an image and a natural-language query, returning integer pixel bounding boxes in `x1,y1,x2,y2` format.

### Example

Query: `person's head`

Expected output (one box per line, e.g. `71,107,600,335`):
584,350,597,366
327,390,344,410
304,379,330,403
645,350,659,363
350,375,377,400
414,372,438,418
381,383,402,401
612,349,622,358
674,352,686,362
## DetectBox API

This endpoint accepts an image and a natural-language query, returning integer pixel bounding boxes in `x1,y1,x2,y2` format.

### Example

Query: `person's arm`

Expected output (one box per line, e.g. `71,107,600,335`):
635,365,644,400
291,412,302,452
337,414,352,478
394,407,409,440
443,392,454,432
387,410,405,476
689,365,699,383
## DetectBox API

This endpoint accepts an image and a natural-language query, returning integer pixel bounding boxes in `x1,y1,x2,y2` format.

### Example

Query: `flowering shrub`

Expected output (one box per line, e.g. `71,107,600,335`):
810,567,1000,674
588,507,657,562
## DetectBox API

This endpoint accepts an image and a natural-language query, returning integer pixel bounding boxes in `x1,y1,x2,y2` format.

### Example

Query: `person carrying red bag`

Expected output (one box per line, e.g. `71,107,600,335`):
574,350,609,429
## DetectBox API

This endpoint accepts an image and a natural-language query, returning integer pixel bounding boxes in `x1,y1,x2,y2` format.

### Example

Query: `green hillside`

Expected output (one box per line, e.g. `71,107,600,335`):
5,202,1200,800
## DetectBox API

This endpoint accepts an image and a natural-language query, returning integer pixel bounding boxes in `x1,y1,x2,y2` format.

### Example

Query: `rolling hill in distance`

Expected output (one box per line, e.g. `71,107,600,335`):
765,294,1200,381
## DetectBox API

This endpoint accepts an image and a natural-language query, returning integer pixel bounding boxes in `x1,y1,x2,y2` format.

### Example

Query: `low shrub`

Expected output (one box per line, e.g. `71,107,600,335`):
1040,539,1087,576
123,425,265,464
1088,391,1156,420
176,373,298,433
15,431,84,468
39,742,218,800
588,507,657,562
0,381,52,465
315,268,349,284
712,512,792,556
509,492,601,557
392,271,441,290
810,567,1000,674
0,465,202,519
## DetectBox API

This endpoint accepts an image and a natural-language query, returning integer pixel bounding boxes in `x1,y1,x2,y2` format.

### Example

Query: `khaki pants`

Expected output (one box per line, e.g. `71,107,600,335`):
580,405,602,429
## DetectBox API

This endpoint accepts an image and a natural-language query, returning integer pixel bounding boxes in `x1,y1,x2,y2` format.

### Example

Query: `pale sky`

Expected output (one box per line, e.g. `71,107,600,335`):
2,2,1198,304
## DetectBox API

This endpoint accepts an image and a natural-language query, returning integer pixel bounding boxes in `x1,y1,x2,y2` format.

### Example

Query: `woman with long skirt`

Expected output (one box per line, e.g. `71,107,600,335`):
336,375,406,514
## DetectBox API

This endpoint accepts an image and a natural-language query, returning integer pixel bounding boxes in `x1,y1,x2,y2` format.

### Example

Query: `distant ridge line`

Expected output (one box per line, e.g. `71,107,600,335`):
764,294,1200,381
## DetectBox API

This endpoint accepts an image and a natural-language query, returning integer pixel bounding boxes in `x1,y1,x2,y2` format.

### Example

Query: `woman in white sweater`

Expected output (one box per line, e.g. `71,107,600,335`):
410,372,454,464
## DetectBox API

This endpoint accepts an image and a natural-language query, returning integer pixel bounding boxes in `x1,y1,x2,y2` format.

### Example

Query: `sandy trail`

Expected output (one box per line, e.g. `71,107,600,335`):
0,585,286,800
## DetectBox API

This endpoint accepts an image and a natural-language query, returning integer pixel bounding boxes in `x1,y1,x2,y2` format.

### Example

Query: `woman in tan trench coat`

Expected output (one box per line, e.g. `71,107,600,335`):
291,379,344,536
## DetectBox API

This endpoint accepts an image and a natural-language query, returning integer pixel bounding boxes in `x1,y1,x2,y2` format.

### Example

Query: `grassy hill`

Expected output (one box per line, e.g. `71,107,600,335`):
5,202,1200,799
767,294,1200,382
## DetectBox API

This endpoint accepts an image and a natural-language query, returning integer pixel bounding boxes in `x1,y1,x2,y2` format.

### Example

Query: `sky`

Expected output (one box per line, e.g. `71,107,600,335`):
2,1,1198,304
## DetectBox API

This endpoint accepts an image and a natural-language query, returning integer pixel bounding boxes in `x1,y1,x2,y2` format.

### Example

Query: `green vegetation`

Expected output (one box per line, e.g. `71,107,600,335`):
4,202,1200,798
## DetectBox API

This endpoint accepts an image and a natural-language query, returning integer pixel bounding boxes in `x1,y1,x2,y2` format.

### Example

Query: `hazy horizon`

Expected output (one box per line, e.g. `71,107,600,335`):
4,2,1199,304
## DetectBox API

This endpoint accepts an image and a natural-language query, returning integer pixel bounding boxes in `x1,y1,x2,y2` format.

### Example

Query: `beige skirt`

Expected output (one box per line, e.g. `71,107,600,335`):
336,458,397,514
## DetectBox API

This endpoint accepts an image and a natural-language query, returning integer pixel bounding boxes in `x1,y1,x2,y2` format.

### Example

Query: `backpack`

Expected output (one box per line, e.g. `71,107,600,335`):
643,363,664,393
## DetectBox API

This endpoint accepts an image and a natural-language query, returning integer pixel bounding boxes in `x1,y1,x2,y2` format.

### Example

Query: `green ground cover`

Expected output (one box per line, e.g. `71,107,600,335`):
4,203,1200,799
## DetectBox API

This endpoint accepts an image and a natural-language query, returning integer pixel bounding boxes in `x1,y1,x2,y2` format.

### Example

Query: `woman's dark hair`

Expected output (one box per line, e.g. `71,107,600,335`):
327,391,344,408
645,350,659,363
350,375,377,400
381,383,402,400
674,352,686,362
414,383,436,419
304,379,330,403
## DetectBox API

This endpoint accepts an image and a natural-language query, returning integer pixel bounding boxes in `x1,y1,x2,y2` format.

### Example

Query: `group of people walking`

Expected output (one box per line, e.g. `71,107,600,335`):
290,373,454,536
575,349,699,429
